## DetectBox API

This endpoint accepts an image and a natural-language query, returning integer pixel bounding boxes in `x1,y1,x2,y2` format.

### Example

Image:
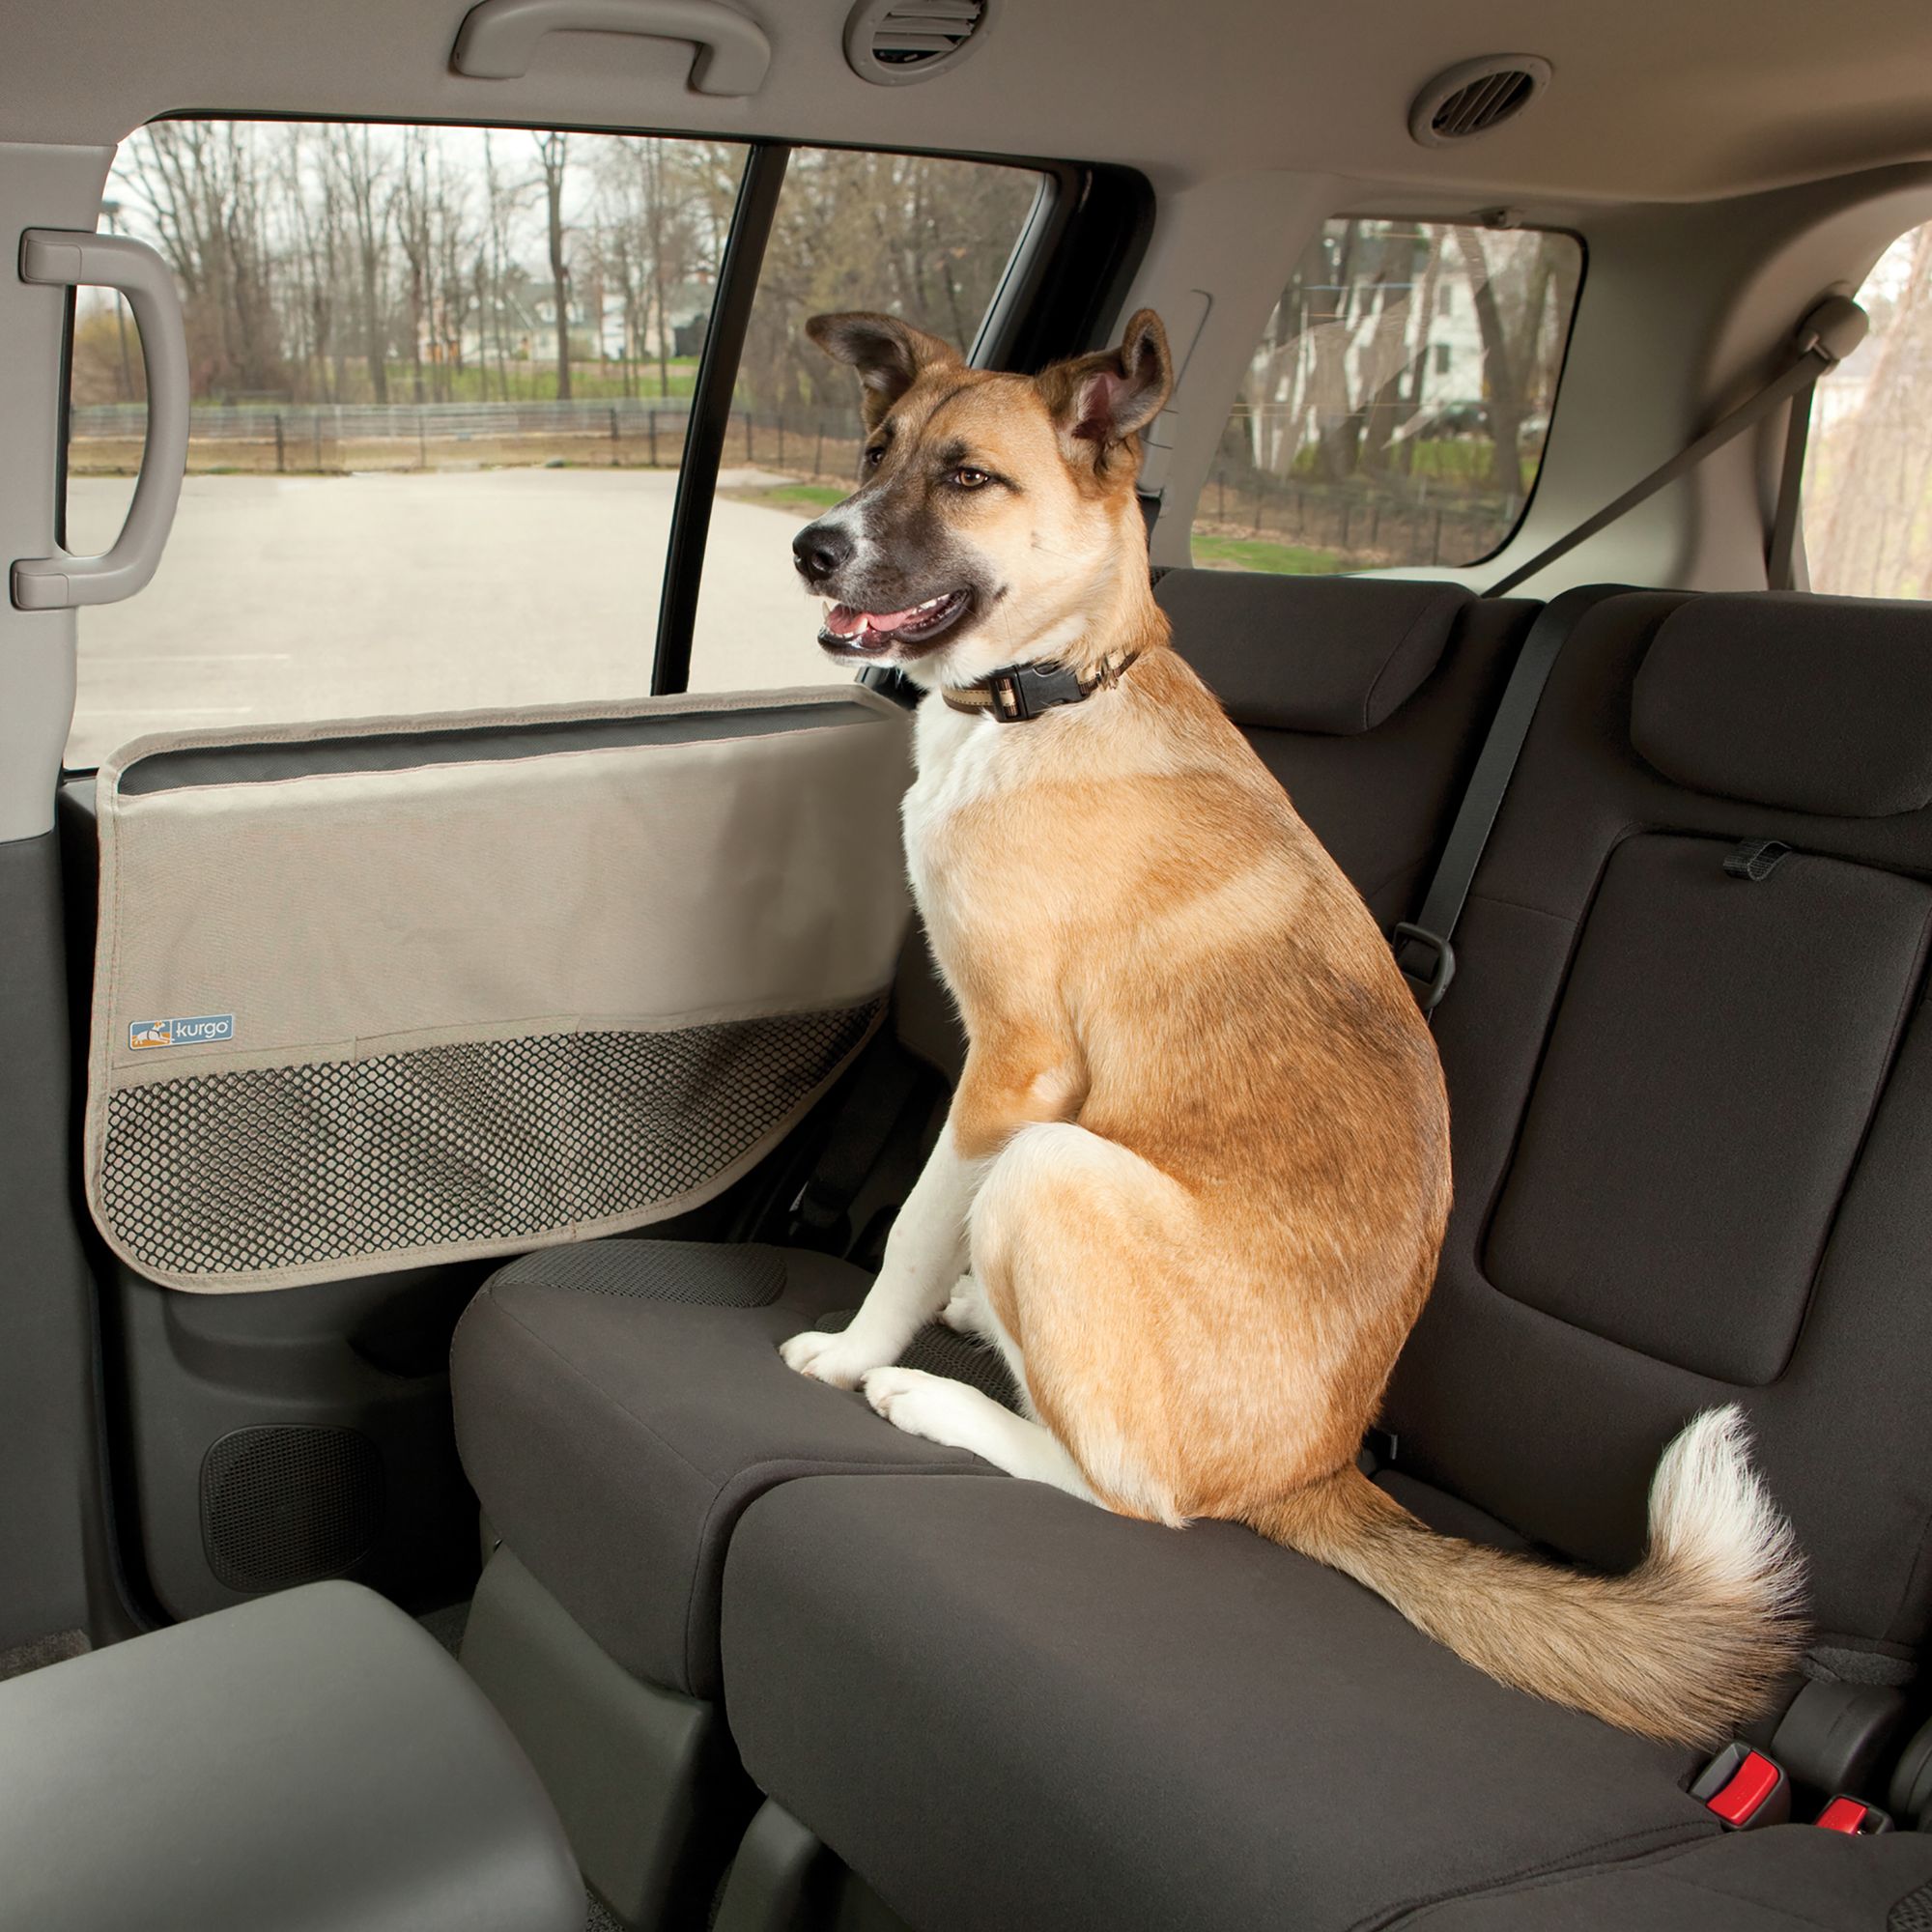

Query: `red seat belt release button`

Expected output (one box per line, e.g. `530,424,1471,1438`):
1814,1796,1894,1835
1690,1744,1791,1830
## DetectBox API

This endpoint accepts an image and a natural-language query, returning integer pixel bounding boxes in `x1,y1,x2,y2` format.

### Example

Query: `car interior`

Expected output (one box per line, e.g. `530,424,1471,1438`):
6,1,1932,1927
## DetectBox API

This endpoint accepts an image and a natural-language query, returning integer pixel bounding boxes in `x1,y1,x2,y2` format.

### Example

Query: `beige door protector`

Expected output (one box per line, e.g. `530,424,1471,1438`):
85,687,912,1292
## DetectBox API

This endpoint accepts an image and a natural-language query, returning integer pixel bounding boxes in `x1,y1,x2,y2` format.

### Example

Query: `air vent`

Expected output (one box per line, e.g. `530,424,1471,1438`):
1408,56,1551,147
844,0,989,87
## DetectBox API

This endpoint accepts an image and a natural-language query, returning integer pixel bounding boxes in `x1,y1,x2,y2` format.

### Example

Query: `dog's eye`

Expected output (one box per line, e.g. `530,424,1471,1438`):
864,445,886,469
949,467,990,490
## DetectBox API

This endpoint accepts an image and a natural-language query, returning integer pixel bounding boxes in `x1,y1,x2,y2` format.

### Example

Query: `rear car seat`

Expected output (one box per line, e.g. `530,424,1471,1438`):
448,573,1534,1918
713,590,1932,1929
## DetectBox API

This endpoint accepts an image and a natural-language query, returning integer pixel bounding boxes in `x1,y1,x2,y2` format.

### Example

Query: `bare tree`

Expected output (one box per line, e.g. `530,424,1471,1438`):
536,132,572,399
331,126,393,402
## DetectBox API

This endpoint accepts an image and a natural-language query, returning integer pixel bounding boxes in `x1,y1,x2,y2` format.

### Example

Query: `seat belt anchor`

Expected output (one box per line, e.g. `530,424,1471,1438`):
1391,922,1457,1011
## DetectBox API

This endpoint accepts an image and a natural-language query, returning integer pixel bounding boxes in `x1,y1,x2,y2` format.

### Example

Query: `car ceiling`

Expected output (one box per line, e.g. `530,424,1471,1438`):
6,0,1932,205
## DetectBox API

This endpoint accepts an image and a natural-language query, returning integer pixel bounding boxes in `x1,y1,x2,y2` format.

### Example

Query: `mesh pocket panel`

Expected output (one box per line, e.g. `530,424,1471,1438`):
101,1003,879,1281
495,1238,788,1306
1894,1883,1932,1932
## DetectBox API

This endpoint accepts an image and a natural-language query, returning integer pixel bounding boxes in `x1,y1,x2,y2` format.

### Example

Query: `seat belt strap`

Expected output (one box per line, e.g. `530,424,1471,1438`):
1765,371,1814,592
1487,297,1867,599
1393,584,1626,1011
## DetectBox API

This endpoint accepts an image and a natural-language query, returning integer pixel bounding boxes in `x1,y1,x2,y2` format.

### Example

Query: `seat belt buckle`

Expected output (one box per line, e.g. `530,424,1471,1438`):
1691,1744,1791,1830
785,1181,851,1255
1391,923,1457,1011
1814,1796,1894,1835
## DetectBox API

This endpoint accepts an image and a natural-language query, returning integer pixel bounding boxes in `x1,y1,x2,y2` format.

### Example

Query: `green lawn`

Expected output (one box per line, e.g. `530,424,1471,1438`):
730,481,849,513
1190,533,1341,575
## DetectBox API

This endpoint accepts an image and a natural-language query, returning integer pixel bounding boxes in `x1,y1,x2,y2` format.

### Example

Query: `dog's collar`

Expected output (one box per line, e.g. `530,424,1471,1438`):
941,648,1140,724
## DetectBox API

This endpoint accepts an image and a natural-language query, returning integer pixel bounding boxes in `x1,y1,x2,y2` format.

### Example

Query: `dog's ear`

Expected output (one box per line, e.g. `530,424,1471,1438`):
1037,309,1174,472
807,312,961,431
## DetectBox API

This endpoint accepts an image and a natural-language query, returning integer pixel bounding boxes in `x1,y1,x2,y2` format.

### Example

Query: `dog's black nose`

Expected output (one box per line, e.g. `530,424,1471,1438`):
793,523,853,585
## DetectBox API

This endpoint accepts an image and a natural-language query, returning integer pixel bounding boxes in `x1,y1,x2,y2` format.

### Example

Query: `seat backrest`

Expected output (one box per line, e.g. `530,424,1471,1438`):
1386,588,1932,1676
1155,571,1535,927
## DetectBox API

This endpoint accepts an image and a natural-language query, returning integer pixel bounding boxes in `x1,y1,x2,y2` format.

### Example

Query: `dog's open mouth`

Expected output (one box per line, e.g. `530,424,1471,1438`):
819,588,973,656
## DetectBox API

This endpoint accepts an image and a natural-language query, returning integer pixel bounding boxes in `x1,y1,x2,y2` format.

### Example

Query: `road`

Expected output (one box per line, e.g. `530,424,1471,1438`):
66,468,849,768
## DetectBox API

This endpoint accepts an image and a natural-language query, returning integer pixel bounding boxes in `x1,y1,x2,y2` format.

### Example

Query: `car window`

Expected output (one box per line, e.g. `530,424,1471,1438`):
1192,217,1581,576
1804,221,1932,599
65,120,748,769
685,148,1044,693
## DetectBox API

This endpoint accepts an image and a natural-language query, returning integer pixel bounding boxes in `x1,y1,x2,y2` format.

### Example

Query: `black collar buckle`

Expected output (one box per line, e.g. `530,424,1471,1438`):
990,661,1088,722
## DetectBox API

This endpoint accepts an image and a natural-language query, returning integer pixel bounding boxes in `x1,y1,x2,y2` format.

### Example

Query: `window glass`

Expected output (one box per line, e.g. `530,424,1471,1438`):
1193,218,1581,576
67,122,746,767
686,148,1043,692
1804,223,1932,599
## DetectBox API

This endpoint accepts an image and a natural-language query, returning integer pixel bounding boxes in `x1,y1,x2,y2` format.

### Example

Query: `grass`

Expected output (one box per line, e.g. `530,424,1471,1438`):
722,480,849,514
1190,533,1342,575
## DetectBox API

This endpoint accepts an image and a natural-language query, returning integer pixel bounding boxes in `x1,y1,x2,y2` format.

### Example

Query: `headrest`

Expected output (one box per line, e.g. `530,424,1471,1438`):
1155,571,1471,735
1632,594,1932,818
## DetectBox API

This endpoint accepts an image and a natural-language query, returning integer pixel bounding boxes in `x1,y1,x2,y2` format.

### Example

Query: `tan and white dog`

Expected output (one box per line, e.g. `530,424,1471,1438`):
779,308,1803,1746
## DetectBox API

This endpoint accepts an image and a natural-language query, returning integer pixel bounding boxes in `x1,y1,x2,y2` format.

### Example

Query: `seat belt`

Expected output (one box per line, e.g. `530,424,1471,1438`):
1487,296,1867,598
1392,584,1626,1010
1394,296,1869,1013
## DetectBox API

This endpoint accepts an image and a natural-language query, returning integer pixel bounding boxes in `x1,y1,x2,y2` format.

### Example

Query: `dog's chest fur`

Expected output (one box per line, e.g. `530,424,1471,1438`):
901,700,1016,911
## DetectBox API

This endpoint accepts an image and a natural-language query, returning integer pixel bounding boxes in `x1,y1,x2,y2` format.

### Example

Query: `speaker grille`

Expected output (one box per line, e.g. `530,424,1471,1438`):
200,1426,384,1593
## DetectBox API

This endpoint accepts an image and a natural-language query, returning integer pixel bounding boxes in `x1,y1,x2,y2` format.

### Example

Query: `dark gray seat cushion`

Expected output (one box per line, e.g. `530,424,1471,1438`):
721,1473,1720,1932
1418,1827,1932,1930
452,1240,997,1698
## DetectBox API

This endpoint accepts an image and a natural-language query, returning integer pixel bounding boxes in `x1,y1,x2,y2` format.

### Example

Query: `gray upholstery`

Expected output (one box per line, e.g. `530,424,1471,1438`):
1155,570,1473,734
0,1580,581,1932
1390,588,1932,1668
1161,576,1535,926
495,1236,789,1305
1418,1826,1932,1930
451,1242,994,1698
720,1474,1715,1932
1633,592,1932,817
1483,836,1932,1383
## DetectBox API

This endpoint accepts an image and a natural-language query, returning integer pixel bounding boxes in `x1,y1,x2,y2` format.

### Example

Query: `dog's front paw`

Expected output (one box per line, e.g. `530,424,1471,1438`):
861,1365,970,1446
779,1328,897,1389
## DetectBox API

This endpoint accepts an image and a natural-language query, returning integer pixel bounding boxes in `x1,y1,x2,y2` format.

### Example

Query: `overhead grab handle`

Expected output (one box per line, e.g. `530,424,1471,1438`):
450,0,771,95
13,230,190,611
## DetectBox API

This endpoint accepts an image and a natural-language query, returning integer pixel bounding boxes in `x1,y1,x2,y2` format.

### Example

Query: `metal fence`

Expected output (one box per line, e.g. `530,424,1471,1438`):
1199,463,1521,570
66,399,870,479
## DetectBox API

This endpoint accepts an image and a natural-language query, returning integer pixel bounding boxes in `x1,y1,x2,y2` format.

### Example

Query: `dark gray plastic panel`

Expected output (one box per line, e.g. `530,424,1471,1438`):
462,1548,754,1928
0,1580,582,1932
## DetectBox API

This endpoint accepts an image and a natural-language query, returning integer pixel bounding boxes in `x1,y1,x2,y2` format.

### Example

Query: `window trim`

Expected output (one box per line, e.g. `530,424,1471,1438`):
650,142,790,698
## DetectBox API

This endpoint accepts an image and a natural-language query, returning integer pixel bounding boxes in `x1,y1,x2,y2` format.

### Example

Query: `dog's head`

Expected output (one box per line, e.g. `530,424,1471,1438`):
793,309,1173,687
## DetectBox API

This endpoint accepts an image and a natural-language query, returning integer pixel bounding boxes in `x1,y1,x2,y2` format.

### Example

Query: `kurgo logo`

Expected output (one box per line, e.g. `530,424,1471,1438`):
128,1014,235,1050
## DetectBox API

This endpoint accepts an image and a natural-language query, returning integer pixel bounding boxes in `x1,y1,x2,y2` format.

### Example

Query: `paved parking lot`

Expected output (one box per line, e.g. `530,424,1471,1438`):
66,468,847,767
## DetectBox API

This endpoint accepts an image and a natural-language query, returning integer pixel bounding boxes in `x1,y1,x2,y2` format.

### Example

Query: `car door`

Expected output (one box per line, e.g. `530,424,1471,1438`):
0,116,1143,1651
